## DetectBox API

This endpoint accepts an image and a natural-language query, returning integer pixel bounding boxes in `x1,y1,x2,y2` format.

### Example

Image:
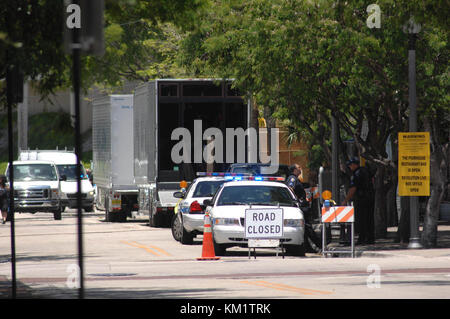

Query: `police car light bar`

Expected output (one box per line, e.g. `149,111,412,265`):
196,172,250,176
196,172,285,182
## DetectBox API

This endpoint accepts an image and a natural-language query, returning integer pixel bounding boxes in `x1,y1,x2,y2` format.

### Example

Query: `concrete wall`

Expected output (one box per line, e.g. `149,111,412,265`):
26,83,92,134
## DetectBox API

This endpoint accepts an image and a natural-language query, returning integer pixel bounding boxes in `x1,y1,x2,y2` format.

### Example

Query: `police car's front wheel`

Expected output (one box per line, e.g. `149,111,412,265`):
213,238,226,256
285,244,306,257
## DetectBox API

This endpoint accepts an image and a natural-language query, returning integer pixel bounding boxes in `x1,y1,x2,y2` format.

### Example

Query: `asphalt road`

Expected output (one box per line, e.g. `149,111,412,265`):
0,210,449,304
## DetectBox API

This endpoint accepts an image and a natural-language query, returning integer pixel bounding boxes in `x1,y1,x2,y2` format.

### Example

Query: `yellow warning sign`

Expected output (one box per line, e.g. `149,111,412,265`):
398,132,430,196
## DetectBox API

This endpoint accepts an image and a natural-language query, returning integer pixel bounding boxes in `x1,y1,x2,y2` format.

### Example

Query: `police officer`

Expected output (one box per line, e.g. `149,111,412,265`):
342,158,375,244
287,164,322,253
286,164,306,202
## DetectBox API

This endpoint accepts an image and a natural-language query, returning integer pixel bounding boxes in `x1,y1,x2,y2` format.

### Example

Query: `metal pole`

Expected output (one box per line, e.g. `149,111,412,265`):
332,115,339,202
332,115,347,243
351,222,355,258
407,33,422,249
72,0,85,296
322,222,326,257
6,65,17,299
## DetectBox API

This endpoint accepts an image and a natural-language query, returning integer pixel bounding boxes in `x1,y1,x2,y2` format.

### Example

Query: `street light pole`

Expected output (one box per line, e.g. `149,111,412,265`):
70,0,84,298
6,64,18,299
405,19,423,249
64,0,104,298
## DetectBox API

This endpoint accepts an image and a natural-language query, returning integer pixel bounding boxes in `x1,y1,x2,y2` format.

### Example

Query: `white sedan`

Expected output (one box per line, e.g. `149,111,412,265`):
171,177,228,244
205,180,306,256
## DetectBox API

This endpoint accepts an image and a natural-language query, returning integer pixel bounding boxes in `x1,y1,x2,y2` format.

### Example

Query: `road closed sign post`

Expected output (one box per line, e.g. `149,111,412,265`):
245,208,284,259
398,132,430,196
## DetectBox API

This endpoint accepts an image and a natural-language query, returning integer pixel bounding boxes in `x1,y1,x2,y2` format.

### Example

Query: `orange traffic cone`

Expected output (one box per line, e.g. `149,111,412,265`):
197,211,220,261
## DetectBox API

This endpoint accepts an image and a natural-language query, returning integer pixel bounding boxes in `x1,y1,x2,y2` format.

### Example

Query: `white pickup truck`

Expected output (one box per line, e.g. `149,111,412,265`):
6,160,64,220
18,150,95,212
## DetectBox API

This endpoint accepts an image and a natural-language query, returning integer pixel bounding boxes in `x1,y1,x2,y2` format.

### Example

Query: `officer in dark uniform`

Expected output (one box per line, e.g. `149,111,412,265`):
342,158,375,244
286,164,322,253
286,164,306,203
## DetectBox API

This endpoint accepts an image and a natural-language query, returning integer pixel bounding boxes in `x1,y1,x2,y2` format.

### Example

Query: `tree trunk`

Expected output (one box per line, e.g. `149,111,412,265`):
374,164,388,238
250,97,259,132
263,105,275,157
386,176,398,227
396,195,410,243
250,97,260,162
386,136,398,227
421,143,447,247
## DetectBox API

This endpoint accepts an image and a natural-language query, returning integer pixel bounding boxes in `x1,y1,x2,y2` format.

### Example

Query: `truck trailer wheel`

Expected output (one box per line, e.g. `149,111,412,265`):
105,203,114,222
116,211,127,222
53,208,62,220
105,197,124,222
149,209,163,227
84,205,94,213
106,210,126,222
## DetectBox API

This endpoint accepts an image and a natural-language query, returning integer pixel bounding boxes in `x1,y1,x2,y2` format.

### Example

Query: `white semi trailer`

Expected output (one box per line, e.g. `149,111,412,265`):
133,79,251,227
92,95,138,222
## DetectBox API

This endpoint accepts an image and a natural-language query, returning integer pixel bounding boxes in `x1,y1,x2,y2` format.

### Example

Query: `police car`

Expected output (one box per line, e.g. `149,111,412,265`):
227,163,290,179
171,176,228,244
203,175,306,256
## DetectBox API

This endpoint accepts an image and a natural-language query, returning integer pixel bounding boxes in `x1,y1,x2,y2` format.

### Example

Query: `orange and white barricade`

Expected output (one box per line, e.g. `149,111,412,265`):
321,205,355,258
321,206,354,223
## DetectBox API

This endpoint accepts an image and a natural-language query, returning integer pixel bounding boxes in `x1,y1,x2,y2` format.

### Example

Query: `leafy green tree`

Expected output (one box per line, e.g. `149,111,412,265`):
83,0,207,89
84,19,186,89
0,0,68,101
180,0,449,243
0,0,206,106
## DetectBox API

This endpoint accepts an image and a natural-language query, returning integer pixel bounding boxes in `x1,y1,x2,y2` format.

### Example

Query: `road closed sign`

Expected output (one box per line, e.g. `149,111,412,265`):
245,208,283,239
398,132,430,196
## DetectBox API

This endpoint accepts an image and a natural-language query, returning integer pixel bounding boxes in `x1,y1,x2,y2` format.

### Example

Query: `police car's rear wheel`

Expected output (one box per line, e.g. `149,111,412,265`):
181,228,194,245
175,214,194,244
171,214,182,241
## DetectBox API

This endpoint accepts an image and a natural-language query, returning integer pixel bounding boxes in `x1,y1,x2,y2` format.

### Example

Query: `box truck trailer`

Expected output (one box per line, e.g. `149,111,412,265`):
92,95,139,222
133,79,251,227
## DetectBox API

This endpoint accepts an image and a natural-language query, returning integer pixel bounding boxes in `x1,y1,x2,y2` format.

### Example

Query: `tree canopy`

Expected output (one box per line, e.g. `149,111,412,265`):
0,0,206,103
178,0,449,240
180,0,448,168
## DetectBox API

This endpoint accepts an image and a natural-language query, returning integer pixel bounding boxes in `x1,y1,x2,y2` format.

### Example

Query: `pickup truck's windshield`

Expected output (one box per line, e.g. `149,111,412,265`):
11,164,58,181
56,164,88,181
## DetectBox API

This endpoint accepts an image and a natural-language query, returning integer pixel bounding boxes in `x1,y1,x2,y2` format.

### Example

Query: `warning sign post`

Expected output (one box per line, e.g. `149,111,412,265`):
398,132,430,196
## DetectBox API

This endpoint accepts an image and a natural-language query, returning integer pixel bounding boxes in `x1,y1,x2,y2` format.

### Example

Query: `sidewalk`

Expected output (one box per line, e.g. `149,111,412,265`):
325,221,450,258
